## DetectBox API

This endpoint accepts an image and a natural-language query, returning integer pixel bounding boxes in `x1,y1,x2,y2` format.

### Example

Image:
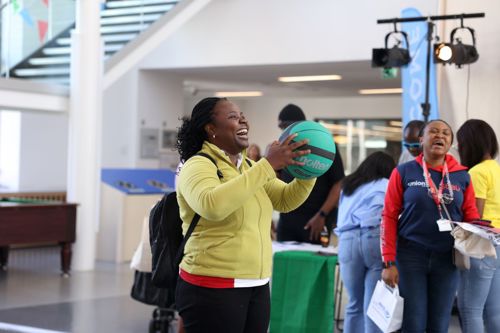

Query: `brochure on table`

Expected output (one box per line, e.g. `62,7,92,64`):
272,241,338,255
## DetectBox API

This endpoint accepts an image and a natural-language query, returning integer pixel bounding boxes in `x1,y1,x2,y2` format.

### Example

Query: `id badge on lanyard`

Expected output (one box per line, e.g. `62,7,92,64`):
437,217,452,232
422,160,453,232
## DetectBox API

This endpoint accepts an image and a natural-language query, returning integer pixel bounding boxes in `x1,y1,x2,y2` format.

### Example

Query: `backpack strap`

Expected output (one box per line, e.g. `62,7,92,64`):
174,152,223,266
174,213,201,267
196,152,223,179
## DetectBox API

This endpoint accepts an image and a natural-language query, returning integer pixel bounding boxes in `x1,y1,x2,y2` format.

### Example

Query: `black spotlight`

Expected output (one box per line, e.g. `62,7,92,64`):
372,30,411,68
434,26,479,68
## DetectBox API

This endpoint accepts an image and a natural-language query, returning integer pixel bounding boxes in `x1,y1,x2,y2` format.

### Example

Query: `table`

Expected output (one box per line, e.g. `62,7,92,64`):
270,250,338,333
0,200,77,275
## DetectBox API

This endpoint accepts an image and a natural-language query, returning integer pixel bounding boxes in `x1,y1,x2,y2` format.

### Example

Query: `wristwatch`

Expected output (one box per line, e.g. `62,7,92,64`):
318,210,329,218
382,261,396,269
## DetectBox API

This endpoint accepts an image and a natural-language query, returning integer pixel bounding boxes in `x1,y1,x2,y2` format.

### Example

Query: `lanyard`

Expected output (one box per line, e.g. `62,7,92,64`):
422,158,453,217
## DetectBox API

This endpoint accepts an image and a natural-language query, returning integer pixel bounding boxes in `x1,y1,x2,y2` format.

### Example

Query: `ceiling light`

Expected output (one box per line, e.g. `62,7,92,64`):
389,120,403,127
372,29,411,68
365,140,388,149
214,91,263,97
278,75,342,82
358,88,403,95
371,125,403,133
434,26,479,68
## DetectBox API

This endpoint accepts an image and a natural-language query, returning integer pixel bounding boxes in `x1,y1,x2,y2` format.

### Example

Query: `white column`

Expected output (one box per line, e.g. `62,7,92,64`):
357,120,366,164
67,1,103,271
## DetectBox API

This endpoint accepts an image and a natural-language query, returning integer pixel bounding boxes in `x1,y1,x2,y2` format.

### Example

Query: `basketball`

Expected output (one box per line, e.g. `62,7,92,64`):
279,120,336,179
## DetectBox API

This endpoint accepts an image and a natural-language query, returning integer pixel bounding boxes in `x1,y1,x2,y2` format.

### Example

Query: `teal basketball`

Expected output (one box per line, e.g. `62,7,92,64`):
279,120,336,179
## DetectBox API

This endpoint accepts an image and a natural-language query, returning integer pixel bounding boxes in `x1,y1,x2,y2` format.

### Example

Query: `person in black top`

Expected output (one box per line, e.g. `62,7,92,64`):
276,104,345,243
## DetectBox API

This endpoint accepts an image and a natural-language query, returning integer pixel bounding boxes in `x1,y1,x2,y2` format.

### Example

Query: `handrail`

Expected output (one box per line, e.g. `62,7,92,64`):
3,0,182,84
0,1,10,13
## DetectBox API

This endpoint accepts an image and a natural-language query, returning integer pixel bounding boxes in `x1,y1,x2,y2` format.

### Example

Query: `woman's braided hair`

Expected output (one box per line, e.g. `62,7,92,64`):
176,97,226,162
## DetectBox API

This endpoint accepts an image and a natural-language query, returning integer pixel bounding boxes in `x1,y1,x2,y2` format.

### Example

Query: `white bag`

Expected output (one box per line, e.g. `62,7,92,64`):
367,280,404,333
130,217,153,272
451,225,497,259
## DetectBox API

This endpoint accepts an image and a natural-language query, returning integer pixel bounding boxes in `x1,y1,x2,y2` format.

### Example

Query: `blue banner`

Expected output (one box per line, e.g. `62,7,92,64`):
401,8,439,127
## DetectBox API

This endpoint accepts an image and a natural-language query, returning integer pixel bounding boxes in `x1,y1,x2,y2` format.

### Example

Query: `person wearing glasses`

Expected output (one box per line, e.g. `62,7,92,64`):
399,120,425,164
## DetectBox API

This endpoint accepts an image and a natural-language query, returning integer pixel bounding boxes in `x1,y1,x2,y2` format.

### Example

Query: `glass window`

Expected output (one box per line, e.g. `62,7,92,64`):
316,118,402,175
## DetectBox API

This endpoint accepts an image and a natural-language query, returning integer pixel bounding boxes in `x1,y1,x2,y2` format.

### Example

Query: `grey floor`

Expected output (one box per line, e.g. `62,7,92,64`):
0,246,462,333
0,246,174,333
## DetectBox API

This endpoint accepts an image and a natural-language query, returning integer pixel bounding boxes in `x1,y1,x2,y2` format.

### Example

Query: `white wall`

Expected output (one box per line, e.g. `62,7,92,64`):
18,111,68,191
438,0,500,141
102,69,184,168
142,0,438,69
0,111,21,190
0,111,68,191
0,80,69,191
102,67,138,168
136,70,184,168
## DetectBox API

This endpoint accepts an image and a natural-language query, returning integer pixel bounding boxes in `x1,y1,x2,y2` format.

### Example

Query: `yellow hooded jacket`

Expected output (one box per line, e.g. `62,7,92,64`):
177,141,315,279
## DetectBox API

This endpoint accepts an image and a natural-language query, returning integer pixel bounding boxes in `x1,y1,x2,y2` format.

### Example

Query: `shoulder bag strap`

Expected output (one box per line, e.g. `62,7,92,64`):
174,152,222,265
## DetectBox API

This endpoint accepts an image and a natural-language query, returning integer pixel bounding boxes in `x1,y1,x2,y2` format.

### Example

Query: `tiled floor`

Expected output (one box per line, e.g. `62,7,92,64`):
0,246,463,333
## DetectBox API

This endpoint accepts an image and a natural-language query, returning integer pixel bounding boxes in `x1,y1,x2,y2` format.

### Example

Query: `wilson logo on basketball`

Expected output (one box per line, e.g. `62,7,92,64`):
297,156,329,170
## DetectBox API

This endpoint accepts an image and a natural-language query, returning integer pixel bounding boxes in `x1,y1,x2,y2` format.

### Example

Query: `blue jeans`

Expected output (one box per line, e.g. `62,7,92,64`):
457,246,500,333
397,237,459,333
338,227,383,333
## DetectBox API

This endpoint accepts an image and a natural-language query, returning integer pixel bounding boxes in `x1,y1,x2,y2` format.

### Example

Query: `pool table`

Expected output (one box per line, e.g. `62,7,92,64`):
0,200,77,276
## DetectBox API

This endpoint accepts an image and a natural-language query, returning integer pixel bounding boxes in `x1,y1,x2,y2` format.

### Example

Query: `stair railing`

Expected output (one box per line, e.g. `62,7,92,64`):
0,0,76,78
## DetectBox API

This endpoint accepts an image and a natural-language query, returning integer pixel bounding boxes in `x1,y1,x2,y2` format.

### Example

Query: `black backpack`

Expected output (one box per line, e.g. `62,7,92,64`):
148,153,222,304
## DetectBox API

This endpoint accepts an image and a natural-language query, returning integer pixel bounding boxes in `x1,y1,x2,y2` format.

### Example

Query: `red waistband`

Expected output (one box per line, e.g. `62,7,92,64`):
179,269,235,288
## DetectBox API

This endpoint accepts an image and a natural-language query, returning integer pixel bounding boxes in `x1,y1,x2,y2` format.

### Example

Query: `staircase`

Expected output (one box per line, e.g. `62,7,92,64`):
9,0,180,85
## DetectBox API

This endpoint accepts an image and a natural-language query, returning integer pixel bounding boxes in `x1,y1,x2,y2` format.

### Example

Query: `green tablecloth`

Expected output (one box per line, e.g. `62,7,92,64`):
270,250,337,333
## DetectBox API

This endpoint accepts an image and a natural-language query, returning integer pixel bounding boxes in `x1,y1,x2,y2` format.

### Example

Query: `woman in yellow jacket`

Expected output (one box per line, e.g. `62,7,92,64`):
175,97,316,333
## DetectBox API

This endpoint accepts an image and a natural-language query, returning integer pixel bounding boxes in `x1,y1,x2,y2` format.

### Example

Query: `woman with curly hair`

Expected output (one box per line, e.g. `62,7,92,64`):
175,97,316,333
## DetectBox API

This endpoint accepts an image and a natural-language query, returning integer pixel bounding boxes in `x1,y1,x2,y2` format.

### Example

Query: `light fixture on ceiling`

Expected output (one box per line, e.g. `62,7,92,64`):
365,140,388,149
372,24,411,68
389,120,403,127
214,91,263,97
371,125,403,133
358,88,403,95
277,75,342,82
434,22,479,68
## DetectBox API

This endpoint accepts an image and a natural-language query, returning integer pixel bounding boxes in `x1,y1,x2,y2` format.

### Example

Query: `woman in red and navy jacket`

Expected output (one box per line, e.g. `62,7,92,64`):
381,119,479,333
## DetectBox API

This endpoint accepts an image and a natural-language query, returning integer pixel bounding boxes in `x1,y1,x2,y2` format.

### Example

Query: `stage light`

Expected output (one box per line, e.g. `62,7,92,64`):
435,44,453,61
374,12,484,123
372,30,411,68
434,26,479,67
